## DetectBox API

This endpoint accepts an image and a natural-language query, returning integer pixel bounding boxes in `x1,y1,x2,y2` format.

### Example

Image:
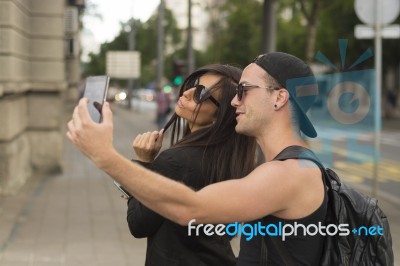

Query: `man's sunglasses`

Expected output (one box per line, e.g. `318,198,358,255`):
235,83,280,101
193,84,220,107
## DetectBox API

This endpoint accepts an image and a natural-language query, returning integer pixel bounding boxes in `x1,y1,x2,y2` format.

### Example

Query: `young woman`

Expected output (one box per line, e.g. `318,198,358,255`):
126,64,257,265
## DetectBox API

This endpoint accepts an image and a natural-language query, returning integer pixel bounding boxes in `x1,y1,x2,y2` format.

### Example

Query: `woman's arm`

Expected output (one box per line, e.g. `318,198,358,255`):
127,196,164,238
127,152,188,238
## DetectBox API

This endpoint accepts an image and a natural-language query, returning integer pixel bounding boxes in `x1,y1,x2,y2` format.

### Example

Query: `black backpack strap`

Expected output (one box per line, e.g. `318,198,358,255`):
273,145,323,168
273,145,338,189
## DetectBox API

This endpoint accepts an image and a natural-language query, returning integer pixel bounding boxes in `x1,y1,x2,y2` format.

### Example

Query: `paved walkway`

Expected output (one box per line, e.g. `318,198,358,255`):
0,103,398,265
0,104,156,266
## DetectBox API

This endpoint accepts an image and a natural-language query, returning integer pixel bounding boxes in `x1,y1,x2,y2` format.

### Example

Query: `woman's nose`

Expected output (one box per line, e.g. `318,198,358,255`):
183,88,194,98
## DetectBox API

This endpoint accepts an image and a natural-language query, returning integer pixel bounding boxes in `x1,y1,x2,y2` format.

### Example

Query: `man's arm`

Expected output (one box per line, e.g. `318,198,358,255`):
100,150,295,225
67,99,301,225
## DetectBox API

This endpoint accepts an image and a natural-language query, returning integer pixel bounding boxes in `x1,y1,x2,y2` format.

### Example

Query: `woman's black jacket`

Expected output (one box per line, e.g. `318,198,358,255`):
127,146,236,266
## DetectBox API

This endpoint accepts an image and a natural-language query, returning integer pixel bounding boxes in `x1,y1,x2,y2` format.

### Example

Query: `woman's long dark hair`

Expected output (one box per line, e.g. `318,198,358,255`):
165,64,257,184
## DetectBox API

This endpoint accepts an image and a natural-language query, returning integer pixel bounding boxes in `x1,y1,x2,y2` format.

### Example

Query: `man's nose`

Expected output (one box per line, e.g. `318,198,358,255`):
231,94,240,107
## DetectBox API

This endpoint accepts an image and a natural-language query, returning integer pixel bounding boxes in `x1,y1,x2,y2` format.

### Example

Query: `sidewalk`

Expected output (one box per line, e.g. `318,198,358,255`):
0,104,158,266
0,104,398,265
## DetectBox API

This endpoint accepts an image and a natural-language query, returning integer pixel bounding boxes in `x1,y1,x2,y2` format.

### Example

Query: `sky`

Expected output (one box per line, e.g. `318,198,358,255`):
83,0,160,44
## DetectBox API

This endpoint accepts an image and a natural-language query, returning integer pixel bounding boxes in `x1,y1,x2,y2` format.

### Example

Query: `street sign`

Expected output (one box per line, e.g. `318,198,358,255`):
355,0,400,25
355,24,400,39
382,24,400,38
106,51,141,79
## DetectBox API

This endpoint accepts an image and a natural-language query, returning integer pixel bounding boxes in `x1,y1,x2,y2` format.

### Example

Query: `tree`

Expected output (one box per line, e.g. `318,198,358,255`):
275,1,307,59
203,0,263,68
297,0,322,62
202,0,226,62
82,7,182,87
315,0,373,68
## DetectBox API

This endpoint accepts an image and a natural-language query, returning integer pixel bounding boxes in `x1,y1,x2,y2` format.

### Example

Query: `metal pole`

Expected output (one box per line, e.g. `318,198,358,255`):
187,0,194,75
156,0,165,89
256,0,276,165
372,0,382,198
262,0,276,53
127,23,136,109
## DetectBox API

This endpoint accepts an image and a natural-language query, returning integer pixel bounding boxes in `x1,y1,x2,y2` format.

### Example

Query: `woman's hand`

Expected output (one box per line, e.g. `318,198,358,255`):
132,130,164,162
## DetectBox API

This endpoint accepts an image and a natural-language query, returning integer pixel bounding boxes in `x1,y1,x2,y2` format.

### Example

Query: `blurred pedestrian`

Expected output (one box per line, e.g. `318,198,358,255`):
67,52,326,265
385,89,397,119
127,64,257,265
155,87,171,129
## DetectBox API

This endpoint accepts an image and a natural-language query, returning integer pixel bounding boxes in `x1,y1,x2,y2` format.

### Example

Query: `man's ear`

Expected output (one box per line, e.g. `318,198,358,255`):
275,89,290,107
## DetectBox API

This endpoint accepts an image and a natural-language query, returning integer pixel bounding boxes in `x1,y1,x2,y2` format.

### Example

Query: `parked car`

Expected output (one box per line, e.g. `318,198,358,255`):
133,88,155,102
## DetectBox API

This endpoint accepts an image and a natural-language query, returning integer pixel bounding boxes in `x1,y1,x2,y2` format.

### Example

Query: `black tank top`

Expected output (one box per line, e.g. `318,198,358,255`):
262,184,328,265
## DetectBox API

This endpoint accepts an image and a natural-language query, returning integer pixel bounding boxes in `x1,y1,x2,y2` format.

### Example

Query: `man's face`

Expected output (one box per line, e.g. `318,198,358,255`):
231,63,276,137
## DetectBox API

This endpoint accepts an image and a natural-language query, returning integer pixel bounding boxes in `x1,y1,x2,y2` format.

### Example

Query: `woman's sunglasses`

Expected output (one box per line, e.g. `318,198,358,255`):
162,84,219,132
193,84,220,107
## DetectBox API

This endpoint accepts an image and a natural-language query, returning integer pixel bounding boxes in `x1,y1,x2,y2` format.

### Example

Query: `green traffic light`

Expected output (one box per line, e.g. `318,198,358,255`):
173,76,183,86
163,85,172,93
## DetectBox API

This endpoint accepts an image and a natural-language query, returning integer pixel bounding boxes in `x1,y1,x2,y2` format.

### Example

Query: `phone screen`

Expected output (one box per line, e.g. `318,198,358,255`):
83,76,110,123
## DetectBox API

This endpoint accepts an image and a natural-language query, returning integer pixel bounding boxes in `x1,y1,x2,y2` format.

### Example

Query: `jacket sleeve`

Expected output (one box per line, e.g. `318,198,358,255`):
126,152,184,238
126,195,164,238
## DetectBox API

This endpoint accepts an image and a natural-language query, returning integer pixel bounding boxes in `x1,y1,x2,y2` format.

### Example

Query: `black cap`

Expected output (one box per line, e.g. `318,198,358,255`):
253,52,318,138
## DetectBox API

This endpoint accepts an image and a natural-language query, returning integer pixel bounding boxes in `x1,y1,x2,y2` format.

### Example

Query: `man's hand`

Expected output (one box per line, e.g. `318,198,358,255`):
66,98,115,166
132,130,164,162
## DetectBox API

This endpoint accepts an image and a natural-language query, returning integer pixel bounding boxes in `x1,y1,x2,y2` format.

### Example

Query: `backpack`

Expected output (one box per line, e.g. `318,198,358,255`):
271,145,394,266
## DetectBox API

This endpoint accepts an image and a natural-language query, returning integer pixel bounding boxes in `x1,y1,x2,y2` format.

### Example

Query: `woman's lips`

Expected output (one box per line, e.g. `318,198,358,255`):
177,99,184,108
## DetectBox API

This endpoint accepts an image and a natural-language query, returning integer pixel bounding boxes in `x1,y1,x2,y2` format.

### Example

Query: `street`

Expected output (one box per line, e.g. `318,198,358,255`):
309,125,400,205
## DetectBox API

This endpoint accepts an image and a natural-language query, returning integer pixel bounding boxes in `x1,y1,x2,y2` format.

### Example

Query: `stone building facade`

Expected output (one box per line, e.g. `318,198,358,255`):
0,0,83,194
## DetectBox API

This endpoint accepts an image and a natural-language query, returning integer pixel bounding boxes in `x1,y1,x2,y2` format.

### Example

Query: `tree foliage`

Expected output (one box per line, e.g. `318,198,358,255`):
83,0,400,91
203,0,263,68
82,8,182,87
274,0,400,74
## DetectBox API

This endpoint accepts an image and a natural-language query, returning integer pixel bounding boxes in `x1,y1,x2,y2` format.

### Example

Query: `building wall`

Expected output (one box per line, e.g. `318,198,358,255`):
0,0,81,194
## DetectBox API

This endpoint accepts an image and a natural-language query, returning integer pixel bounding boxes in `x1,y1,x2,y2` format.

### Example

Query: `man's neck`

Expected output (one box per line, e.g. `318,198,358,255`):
257,130,306,162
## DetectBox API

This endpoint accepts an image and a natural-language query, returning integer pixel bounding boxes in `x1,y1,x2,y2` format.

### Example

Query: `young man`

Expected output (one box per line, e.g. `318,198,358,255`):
67,52,326,265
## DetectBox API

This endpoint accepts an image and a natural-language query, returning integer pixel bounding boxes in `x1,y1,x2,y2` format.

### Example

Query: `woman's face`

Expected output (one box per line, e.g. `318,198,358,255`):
175,73,222,132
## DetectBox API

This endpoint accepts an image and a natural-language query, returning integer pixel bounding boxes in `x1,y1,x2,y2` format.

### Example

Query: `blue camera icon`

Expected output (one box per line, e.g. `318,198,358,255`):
309,69,379,167
286,40,380,168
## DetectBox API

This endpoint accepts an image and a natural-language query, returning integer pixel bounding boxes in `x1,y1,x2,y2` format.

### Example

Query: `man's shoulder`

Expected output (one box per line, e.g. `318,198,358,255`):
251,159,320,182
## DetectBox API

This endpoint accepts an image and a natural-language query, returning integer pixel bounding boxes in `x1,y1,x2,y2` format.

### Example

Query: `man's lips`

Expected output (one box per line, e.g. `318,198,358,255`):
236,112,244,119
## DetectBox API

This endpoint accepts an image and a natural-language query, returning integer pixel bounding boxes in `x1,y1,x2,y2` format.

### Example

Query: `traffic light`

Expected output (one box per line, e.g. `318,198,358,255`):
163,85,172,93
172,60,185,86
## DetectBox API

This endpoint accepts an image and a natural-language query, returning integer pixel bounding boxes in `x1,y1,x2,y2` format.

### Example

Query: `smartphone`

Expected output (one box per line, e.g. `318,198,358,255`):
113,181,132,198
83,76,110,123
